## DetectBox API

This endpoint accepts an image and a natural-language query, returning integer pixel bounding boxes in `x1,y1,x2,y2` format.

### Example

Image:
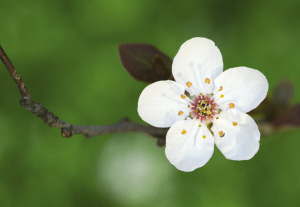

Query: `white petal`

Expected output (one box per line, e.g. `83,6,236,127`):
165,119,214,172
211,109,260,160
138,80,189,128
213,67,268,113
172,37,223,95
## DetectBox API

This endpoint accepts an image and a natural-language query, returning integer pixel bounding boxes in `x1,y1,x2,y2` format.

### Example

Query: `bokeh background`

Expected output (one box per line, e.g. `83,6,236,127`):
1,0,300,206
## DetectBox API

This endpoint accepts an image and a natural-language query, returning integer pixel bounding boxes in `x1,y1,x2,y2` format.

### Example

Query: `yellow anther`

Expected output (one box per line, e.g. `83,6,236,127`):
178,111,184,116
233,122,238,126
203,135,206,139
216,117,219,119
200,93,203,95
220,94,224,98
205,98,207,101
229,103,235,108
217,111,221,114
186,82,192,88
199,124,202,127
218,131,224,137
181,130,187,134
207,111,211,115
181,94,186,99
188,105,190,108
218,86,223,91
205,78,211,84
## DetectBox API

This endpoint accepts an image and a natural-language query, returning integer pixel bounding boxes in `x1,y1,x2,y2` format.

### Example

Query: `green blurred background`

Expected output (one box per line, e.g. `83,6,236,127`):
1,0,300,206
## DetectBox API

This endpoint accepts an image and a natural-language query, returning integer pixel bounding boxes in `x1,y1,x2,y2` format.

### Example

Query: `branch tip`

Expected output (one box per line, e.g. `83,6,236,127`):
61,127,74,138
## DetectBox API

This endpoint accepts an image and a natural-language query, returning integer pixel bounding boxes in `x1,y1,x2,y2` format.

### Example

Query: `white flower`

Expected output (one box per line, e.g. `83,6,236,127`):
138,37,268,172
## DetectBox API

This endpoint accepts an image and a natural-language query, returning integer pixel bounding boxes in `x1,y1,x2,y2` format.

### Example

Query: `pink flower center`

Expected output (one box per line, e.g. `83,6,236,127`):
191,94,217,122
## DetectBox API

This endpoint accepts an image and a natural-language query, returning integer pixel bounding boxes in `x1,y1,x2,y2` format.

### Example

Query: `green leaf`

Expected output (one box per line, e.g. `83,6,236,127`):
118,44,173,83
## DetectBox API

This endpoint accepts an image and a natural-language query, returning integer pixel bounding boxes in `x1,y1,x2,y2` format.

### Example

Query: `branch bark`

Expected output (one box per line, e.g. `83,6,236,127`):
0,45,168,146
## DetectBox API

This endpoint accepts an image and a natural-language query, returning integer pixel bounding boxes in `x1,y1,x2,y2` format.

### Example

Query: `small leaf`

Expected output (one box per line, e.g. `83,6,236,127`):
248,96,275,121
273,104,300,127
152,55,174,80
118,44,173,83
273,80,293,107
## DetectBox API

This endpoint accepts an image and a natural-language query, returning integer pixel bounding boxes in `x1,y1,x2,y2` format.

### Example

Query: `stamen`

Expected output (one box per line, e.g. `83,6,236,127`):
186,82,192,88
205,78,210,84
200,93,203,95
178,111,184,116
220,94,224,98
233,122,238,126
190,93,217,122
198,124,202,127
203,135,206,139
216,117,219,119
181,94,186,99
218,86,223,91
229,103,235,108
218,131,224,137
181,130,187,134
188,105,190,108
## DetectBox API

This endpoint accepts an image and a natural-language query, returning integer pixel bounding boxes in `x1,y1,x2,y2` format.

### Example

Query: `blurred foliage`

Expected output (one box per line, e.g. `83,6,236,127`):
1,0,300,206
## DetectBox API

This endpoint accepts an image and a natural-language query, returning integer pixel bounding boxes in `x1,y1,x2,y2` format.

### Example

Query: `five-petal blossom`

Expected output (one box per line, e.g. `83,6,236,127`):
138,37,268,172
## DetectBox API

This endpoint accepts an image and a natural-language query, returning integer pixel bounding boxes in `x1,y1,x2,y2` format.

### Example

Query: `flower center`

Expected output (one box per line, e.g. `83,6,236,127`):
191,94,217,122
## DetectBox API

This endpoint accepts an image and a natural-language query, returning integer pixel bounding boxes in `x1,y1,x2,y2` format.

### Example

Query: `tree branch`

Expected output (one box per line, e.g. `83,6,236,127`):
0,45,168,146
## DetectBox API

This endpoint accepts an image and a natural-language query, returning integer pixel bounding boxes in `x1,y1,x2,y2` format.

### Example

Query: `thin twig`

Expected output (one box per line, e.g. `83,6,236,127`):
0,45,168,145
0,45,31,100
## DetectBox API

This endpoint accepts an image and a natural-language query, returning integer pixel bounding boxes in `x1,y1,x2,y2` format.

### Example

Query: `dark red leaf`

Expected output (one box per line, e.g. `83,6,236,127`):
118,44,173,83
248,96,275,121
273,80,293,107
152,55,174,80
273,104,300,127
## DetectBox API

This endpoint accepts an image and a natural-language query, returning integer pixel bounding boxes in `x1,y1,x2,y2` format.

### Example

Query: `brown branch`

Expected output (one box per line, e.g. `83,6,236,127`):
0,45,168,146
0,45,31,100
